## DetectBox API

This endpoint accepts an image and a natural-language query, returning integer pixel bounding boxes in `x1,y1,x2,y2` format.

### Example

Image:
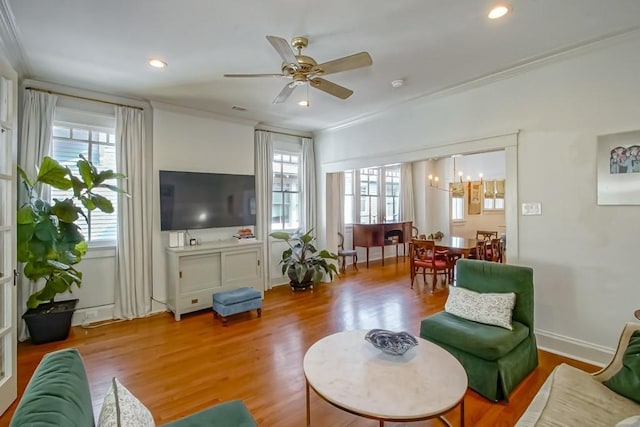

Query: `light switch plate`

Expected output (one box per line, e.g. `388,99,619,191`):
522,202,542,216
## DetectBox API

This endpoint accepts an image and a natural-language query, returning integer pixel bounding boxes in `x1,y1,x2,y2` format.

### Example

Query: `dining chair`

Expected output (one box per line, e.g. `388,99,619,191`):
337,232,358,273
410,239,450,292
476,230,498,241
488,238,504,262
470,240,487,260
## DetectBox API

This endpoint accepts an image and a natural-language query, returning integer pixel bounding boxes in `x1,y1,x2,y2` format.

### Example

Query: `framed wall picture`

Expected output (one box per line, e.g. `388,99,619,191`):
468,181,482,214
597,130,640,205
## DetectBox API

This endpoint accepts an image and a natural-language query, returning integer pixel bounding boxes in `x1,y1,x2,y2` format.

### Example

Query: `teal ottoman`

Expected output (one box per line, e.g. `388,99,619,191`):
213,287,262,325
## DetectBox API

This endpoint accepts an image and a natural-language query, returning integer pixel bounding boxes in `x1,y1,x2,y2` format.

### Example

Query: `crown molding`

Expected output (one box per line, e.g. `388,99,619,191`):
320,26,640,135
0,0,30,75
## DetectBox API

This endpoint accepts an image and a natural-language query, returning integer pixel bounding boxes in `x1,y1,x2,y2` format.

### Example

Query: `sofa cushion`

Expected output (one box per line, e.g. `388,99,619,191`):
445,286,516,330
420,311,529,360
162,400,258,427
604,330,640,404
9,348,94,427
98,377,155,427
533,364,640,427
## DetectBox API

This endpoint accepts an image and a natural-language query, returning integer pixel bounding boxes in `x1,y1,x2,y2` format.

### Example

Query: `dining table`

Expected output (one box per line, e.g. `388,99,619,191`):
433,236,483,258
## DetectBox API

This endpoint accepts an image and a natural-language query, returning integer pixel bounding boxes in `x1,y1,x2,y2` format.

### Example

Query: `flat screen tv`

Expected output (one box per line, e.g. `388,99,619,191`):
159,170,256,231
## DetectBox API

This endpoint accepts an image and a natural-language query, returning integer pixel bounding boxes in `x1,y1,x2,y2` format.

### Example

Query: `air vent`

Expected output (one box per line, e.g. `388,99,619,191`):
232,105,247,112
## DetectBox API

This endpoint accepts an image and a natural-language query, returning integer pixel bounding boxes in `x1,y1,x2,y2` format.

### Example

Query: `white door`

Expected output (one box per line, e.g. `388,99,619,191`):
0,71,17,415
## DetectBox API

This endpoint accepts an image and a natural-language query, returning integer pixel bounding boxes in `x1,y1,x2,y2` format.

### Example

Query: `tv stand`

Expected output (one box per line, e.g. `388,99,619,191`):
166,240,264,320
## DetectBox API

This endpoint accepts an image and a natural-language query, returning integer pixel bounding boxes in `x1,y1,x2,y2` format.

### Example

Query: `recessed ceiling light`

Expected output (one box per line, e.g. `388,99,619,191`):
148,58,167,68
488,4,512,19
298,100,309,107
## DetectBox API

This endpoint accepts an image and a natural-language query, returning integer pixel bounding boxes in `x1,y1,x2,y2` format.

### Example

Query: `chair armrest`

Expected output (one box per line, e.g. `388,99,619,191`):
593,322,640,382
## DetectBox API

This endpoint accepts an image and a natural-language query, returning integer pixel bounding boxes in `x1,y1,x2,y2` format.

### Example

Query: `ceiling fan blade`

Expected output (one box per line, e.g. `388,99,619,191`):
273,83,296,104
314,52,372,76
224,73,284,78
310,78,353,99
266,36,298,69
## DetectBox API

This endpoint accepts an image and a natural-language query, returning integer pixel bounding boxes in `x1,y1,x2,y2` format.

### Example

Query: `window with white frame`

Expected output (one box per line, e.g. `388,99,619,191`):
272,150,300,230
483,179,505,211
344,165,401,225
451,196,465,221
385,168,400,222
450,182,465,221
50,121,118,243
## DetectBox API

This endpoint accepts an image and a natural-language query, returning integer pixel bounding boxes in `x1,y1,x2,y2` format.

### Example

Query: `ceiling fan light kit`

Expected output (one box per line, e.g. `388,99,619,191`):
224,35,372,104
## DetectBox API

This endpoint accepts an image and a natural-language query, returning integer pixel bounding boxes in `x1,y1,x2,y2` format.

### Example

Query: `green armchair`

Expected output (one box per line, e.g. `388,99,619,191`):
420,259,538,401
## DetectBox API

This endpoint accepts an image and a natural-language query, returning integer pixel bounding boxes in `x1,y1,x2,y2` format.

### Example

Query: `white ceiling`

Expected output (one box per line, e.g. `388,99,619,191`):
6,0,640,131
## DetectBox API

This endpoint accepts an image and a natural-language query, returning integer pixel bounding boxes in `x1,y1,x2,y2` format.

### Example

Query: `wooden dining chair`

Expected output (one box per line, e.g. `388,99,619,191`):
488,238,504,262
410,239,450,292
469,240,487,260
337,232,358,273
476,230,498,241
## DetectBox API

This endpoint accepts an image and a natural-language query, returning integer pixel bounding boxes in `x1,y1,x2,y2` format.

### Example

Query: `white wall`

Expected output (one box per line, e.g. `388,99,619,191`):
315,32,640,364
151,103,257,304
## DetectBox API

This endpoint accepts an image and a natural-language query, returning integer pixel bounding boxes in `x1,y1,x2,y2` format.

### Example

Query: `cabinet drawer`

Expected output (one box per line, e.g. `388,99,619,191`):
180,253,221,292
178,289,214,312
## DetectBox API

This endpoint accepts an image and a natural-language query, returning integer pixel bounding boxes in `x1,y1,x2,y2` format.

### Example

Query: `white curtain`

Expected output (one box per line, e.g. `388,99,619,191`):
114,106,152,319
400,162,415,222
301,137,316,233
337,172,345,236
255,131,273,290
17,89,57,341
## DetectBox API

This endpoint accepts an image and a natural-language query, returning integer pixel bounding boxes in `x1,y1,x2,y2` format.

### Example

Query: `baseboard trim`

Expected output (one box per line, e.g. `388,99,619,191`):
535,328,613,367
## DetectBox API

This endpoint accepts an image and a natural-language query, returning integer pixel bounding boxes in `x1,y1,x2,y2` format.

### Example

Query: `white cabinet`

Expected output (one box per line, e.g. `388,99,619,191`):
166,241,264,320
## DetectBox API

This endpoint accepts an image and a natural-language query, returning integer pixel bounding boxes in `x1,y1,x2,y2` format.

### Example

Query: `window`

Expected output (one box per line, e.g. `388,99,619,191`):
359,168,379,224
450,182,465,221
483,179,505,211
50,122,118,243
272,151,300,230
385,168,400,222
451,196,464,221
344,165,401,225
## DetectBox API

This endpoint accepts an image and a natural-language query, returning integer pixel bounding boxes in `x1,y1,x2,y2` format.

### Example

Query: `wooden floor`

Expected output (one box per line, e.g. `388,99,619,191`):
1,258,597,427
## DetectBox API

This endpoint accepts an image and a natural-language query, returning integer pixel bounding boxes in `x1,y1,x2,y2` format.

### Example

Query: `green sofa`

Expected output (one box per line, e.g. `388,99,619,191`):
420,259,538,402
10,348,257,427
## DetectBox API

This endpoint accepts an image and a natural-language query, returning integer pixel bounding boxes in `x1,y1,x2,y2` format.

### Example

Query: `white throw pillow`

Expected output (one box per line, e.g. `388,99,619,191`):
617,416,640,427
98,377,155,427
445,286,516,330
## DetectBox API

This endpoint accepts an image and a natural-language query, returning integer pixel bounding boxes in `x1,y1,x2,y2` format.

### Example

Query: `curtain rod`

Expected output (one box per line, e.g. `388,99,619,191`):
255,128,311,139
25,87,144,111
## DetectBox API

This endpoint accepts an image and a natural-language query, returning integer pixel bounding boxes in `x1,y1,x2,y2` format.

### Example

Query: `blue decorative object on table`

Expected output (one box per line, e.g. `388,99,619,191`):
365,329,418,355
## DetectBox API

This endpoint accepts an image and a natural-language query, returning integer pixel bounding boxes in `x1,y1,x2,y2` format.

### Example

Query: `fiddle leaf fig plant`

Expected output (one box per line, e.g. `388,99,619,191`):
17,155,126,309
269,229,338,287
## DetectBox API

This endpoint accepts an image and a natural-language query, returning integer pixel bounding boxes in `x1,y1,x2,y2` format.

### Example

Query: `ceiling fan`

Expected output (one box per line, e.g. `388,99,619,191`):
224,35,372,104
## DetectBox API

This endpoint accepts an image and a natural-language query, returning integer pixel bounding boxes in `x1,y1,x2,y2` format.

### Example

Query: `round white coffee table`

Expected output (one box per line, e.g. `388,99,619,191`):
303,330,467,426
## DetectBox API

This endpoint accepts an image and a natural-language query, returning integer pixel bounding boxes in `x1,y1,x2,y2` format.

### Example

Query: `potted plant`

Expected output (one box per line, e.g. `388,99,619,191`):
269,229,338,290
17,155,126,344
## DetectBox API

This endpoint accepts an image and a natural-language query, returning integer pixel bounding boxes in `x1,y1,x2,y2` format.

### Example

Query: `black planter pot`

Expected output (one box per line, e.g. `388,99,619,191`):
22,299,78,344
288,268,314,291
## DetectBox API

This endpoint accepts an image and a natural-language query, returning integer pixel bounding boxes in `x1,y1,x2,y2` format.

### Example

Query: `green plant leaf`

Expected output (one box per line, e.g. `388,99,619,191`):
17,205,35,224
80,196,96,211
47,259,71,270
77,158,94,188
37,157,73,190
75,241,88,256
51,198,80,223
269,231,291,241
17,166,33,187
101,183,128,195
70,175,85,198
90,193,114,213
318,249,339,260
34,219,57,242
96,170,126,184
59,221,84,244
